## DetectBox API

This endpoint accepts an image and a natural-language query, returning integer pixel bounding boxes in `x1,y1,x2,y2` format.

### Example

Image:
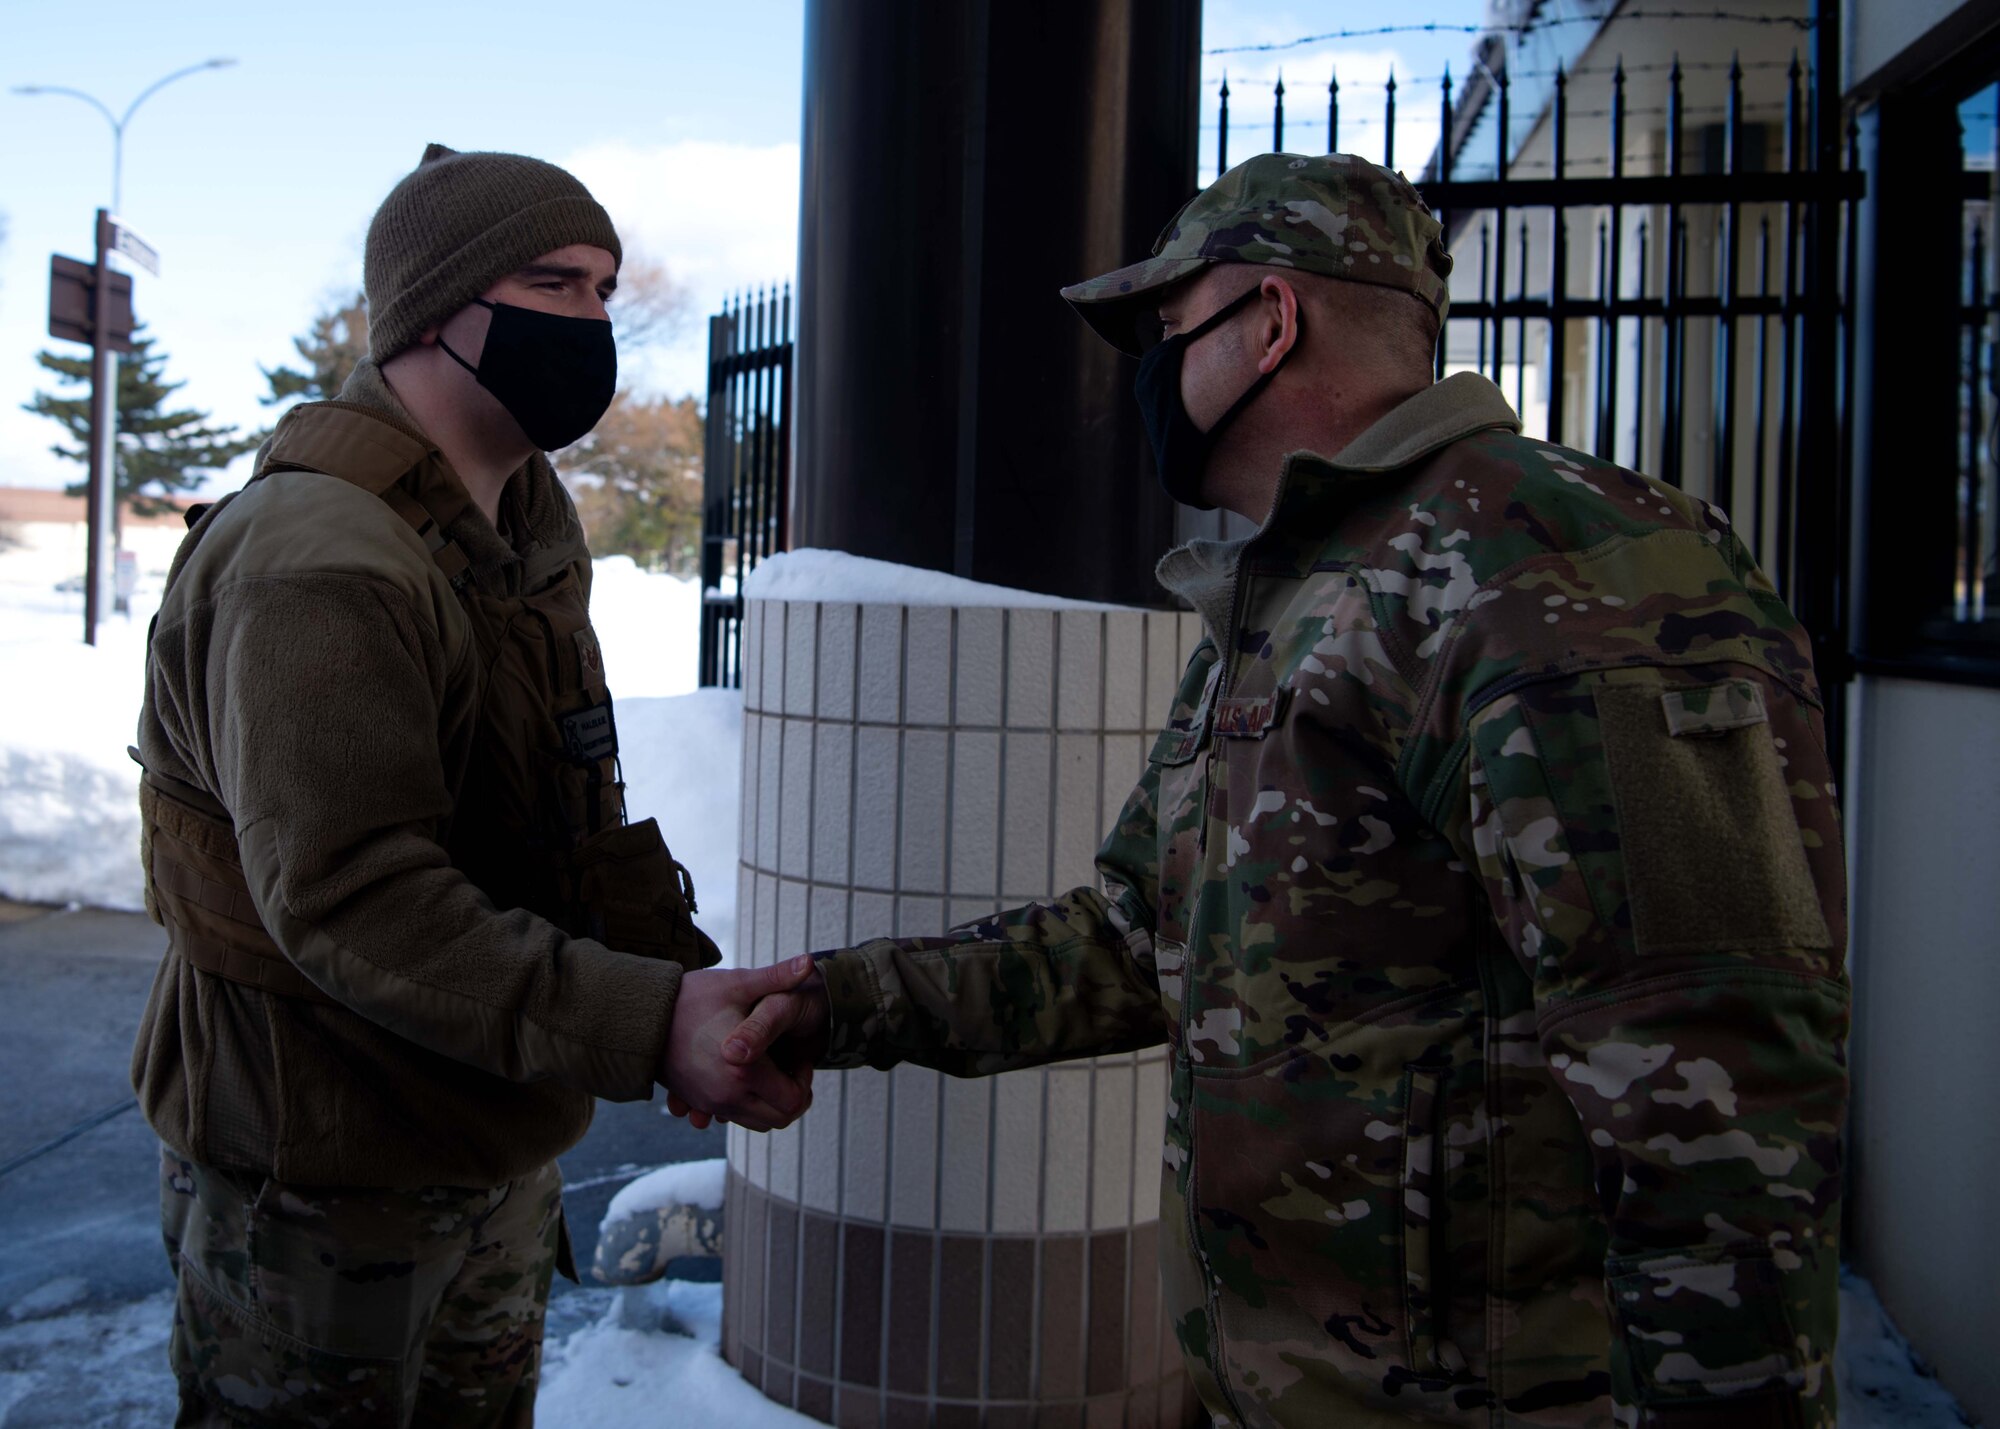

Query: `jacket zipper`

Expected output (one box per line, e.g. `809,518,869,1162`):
1212,565,1247,701
1183,630,1253,1428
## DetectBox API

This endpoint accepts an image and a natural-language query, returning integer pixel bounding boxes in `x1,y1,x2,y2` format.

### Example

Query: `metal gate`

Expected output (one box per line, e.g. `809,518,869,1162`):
699,287,794,688
1211,18,1859,759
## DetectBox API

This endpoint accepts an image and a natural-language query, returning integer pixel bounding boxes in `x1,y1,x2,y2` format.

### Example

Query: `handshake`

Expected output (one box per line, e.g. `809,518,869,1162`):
657,954,829,1132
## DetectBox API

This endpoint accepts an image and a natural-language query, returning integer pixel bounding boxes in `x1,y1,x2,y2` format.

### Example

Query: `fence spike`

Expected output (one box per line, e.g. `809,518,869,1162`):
1667,54,1683,178
1785,51,1801,173
1726,50,1743,175
1612,55,1627,179
1219,69,1230,178
1274,70,1285,154
1385,67,1397,171
1328,67,1339,153
1552,59,1567,180
1439,67,1453,182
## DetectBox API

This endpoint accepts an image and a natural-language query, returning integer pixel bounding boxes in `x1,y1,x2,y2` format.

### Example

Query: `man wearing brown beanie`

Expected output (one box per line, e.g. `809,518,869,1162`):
131,144,814,1426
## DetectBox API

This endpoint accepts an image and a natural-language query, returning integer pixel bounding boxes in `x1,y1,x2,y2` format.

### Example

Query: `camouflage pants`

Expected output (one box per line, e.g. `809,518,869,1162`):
159,1147,566,1428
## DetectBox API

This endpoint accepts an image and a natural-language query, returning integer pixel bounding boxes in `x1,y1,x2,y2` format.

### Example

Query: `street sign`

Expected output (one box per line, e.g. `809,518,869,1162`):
47,254,136,353
110,221,160,278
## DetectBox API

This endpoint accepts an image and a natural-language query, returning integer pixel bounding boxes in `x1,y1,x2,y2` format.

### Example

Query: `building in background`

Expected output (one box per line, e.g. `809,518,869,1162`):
0,486,192,603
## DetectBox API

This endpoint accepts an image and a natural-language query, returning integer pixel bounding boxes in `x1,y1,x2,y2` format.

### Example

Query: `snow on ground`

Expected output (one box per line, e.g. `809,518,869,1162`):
744,547,1135,610
601,1156,728,1234
0,1267,1975,1427
0,548,741,955
1838,1271,1978,1427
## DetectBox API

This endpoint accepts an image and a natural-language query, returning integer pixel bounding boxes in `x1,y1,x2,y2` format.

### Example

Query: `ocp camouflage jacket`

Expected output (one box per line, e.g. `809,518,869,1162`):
816,373,1848,1428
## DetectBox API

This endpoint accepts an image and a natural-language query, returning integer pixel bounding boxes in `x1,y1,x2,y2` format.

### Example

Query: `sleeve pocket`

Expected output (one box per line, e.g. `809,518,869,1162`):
1606,1243,1805,1407
1593,680,1831,957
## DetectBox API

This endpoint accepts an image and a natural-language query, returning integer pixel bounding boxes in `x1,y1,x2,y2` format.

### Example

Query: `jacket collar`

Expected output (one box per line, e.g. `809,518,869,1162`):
254,361,586,592
1316,370,1520,473
1157,373,1521,644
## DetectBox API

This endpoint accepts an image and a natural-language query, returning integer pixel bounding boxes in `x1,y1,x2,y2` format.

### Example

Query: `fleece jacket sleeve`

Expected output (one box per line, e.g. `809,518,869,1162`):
192,568,682,1103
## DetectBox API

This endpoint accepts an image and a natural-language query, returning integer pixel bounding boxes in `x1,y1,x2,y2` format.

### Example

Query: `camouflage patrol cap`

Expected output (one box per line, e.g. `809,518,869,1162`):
1061,151,1452,355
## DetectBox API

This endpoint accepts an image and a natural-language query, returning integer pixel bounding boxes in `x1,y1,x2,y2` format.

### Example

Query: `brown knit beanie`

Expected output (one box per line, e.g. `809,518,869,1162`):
364,143,622,362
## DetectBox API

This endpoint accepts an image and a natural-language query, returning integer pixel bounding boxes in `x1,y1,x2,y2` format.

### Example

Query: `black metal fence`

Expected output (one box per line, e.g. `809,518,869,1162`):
1957,90,1997,629
1209,36,1859,750
699,287,794,688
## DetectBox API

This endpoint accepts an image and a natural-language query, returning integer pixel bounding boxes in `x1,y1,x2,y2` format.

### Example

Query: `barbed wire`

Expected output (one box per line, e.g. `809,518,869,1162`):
1207,10,1815,57
1201,56,1806,90
1199,98,1795,135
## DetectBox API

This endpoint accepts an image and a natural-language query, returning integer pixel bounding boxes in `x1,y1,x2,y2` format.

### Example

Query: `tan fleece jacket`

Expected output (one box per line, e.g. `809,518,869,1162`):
131,362,683,1188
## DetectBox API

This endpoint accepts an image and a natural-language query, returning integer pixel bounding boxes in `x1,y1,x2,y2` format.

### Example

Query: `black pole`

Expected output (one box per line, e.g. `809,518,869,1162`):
793,0,1196,604
84,209,116,647
1274,71,1285,154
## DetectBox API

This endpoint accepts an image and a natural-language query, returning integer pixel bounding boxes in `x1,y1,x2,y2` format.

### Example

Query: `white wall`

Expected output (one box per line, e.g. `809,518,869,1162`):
1847,673,2000,1428
1845,0,1976,93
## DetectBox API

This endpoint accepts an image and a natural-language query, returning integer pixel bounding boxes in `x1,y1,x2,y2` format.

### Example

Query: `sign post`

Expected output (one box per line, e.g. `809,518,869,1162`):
45,214,142,645
85,210,120,645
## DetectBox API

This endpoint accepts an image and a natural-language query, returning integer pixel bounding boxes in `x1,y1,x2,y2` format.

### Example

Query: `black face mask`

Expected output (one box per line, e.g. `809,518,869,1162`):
1133,284,1302,510
439,299,617,452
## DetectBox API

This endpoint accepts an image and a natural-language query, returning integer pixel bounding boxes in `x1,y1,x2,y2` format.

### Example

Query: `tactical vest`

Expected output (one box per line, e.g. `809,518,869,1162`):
138,402,720,1009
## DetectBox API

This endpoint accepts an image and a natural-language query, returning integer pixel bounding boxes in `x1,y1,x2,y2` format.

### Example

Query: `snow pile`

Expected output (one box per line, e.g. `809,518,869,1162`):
0,570,160,911
601,1157,728,1235
617,693,742,966
0,551,741,955
1837,1271,1976,1428
535,1281,824,1429
743,547,1134,611
584,556,705,697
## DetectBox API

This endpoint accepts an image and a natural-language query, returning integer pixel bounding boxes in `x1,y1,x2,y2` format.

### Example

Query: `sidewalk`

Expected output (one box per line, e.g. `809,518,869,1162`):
0,900,721,1423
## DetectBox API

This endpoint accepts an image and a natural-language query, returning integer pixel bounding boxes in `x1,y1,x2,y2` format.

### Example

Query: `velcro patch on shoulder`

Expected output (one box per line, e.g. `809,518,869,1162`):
1595,681,1829,955
1661,679,1767,737
1213,690,1290,739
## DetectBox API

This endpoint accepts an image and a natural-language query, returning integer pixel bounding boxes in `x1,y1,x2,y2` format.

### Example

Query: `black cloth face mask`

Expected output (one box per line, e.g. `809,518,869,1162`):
1133,283,1302,511
439,299,617,452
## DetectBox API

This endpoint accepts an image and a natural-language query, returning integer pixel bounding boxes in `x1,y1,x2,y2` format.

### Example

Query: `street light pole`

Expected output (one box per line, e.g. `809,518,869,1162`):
12,58,234,642
14,59,236,212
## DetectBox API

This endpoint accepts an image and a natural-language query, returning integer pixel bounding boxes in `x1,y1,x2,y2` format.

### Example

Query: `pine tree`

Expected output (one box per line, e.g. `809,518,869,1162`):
23,327,260,532
261,292,368,406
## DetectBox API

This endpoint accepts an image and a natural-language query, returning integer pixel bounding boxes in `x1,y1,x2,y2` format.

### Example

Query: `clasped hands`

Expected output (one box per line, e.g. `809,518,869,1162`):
658,954,829,1132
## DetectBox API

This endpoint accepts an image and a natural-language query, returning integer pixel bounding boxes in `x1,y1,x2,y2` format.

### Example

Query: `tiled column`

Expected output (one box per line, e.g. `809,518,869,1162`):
724,595,1205,1429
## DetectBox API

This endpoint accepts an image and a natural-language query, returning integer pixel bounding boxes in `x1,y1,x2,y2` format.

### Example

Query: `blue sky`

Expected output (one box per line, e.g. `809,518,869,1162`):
0,0,1489,491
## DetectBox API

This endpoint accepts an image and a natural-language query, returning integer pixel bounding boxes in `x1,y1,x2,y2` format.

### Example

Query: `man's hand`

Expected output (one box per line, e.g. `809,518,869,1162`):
660,956,818,1132
722,968,830,1071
